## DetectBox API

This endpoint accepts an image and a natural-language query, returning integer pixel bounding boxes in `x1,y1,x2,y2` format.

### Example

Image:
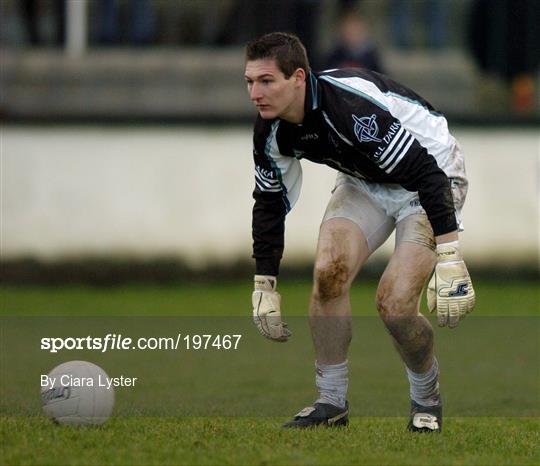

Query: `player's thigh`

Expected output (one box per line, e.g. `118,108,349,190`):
315,217,368,287
377,214,437,316
317,178,394,285
322,175,395,255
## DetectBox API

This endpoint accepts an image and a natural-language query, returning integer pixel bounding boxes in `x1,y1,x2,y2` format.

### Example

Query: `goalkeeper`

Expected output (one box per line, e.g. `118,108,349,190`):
245,33,475,432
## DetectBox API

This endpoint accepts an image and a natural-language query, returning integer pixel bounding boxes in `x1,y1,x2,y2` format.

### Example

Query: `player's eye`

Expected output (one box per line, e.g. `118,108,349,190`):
262,79,272,85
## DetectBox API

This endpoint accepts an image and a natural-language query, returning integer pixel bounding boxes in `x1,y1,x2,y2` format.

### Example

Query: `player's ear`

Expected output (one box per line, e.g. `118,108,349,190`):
293,68,306,86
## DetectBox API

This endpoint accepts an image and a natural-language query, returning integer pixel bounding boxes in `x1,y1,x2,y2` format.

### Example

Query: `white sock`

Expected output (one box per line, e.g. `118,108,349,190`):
315,360,348,409
406,358,440,407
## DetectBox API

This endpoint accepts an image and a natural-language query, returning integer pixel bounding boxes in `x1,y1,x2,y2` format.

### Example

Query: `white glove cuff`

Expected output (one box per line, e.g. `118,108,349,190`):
254,275,277,291
435,240,462,263
435,240,459,251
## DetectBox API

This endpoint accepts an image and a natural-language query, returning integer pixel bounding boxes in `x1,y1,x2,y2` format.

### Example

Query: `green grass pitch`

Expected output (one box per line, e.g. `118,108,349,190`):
1,280,539,465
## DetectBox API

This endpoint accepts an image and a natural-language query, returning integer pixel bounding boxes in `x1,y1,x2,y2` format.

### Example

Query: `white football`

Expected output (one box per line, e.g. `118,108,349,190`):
41,361,115,425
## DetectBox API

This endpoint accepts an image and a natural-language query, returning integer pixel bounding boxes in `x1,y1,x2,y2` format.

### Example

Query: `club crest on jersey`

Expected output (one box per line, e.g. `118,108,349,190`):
353,114,382,143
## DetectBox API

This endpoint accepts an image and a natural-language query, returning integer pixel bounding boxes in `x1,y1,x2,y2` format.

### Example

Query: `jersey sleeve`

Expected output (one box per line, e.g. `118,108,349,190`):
320,74,457,236
252,120,302,276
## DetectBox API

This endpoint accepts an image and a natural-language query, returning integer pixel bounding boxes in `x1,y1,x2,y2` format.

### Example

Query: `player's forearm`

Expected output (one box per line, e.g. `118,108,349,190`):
252,218,285,276
254,256,282,276
392,149,457,237
252,194,286,276
415,173,457,236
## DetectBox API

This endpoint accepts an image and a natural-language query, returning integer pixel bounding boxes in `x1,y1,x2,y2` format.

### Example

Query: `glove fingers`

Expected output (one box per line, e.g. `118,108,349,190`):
257,314,271,336
255,314,291,342
427,274,436,313
467,289,476,314
253,316,269,339
437,306,448,327
458,301,468,320
448,303,460,328
271,324,290,342
268,317,291,340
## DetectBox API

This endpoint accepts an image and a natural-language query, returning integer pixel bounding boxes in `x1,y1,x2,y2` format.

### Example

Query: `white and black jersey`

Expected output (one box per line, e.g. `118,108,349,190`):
252,68,467,275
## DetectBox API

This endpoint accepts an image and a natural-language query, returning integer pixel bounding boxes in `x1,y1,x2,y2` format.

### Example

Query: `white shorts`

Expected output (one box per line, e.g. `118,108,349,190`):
322,172,467,253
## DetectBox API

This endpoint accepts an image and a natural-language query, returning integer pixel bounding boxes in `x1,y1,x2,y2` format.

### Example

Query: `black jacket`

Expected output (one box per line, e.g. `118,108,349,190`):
252,68,465,275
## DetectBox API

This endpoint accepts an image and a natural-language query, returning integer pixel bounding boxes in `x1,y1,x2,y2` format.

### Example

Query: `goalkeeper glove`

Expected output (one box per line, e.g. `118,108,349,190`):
427,241,476,328
252,275,291,342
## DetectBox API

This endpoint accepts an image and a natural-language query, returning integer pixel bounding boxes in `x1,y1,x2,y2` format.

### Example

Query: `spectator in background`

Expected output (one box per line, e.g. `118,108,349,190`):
97,0,155,46
324,10,384,73
391,0,448,49
20,0,65,46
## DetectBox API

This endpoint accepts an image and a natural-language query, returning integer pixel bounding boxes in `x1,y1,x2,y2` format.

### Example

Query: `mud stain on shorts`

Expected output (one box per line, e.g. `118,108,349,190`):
396,214,436,251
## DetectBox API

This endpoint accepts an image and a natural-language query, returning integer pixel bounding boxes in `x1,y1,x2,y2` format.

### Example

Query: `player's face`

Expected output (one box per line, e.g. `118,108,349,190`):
244,59,302,121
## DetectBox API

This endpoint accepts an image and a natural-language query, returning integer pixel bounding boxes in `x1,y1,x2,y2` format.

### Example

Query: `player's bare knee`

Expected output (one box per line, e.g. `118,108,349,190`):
313,255,352,302
375,282,394,319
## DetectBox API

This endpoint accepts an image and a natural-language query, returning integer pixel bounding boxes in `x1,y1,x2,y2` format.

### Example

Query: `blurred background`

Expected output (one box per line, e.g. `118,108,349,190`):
1,0,539,284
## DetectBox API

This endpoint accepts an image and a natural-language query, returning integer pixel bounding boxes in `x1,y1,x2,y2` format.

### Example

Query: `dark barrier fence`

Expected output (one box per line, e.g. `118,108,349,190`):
1,258,538,286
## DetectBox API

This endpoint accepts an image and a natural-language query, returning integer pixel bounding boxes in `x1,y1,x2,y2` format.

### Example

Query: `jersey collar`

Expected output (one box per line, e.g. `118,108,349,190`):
304,71,320,114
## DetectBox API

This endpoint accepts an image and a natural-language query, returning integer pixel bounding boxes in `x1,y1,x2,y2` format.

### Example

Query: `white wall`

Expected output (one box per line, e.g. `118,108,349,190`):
2,127,538,266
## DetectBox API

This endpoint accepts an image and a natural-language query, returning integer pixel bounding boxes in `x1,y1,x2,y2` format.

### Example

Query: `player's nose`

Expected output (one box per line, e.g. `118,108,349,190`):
250,83,262,101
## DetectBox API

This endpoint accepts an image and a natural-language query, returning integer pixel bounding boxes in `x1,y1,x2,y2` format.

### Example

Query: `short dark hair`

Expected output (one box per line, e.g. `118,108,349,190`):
245,32,310,78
